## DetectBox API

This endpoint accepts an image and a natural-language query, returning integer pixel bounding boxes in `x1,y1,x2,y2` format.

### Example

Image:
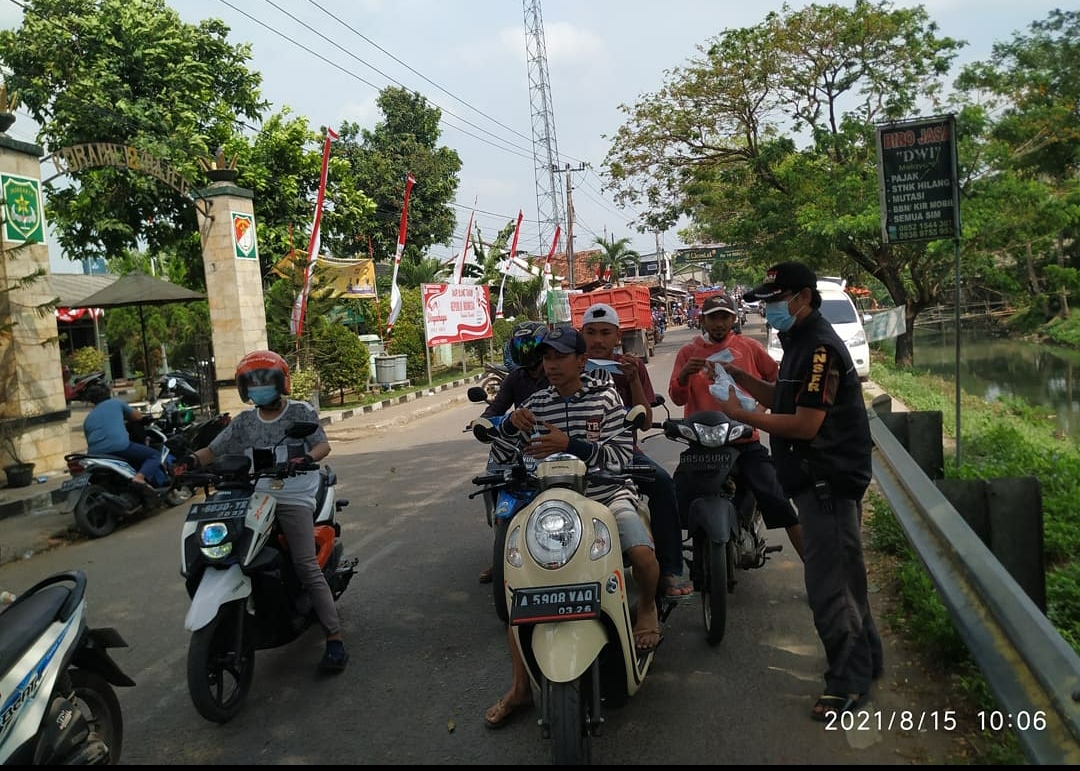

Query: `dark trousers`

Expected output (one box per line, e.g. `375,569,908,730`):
795,490,883,695
737,441,798,529
120,441,165,486
634,451,683,578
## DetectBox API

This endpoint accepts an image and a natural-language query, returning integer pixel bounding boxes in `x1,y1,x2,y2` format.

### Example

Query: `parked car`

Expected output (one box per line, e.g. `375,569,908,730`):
765,278,872,380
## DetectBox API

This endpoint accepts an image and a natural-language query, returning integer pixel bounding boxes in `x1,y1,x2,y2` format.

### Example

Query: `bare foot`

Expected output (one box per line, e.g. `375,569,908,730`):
632,604,662,652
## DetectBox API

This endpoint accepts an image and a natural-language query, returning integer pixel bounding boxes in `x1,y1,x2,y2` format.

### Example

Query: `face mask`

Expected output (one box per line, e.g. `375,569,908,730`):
766,299,797,332
247,385,279,406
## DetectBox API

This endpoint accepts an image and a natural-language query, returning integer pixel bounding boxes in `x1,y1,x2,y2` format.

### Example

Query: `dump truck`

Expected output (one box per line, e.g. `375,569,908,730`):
569,285,658,362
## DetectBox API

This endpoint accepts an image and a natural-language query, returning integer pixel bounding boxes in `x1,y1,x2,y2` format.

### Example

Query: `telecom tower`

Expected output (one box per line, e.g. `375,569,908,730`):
523,0,565,254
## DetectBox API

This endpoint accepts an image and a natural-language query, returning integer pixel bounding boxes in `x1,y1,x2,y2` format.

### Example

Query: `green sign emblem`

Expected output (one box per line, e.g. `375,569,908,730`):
2,174,44,244
231,212,258,260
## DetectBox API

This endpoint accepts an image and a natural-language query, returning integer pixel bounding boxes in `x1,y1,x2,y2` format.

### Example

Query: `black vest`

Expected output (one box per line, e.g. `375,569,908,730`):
770,311,872,500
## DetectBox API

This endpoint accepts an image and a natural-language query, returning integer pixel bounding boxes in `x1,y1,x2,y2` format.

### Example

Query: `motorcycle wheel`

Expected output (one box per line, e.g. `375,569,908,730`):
701,539,729,646
549,679,591,765
187,600,255,724
74,484,117,538
492,519,510,625
68,669,124,764
481,374,502,400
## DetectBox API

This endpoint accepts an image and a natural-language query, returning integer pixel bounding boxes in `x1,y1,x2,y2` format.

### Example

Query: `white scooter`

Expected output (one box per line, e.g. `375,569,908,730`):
0,570,134,765
177,422,356,723
471,406,666,765
60,422,185,538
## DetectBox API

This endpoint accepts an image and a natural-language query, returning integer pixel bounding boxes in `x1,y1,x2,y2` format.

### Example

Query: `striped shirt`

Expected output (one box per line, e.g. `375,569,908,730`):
488,370,638,504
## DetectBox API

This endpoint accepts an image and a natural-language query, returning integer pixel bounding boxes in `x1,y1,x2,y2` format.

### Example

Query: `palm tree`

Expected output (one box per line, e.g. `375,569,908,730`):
587,236,640,284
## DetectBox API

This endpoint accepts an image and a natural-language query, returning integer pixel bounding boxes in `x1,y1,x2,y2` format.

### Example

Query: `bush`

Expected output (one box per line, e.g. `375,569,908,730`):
69,346,108,376
289,367,319,402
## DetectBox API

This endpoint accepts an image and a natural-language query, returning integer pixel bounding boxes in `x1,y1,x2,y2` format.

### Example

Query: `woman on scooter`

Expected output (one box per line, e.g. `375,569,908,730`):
82,383,167,490
483,326,661,728
175,350,348,673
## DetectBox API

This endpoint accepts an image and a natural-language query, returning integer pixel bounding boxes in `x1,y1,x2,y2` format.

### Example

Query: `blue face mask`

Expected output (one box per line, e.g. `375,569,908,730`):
765,299,797,332
247,385,279,406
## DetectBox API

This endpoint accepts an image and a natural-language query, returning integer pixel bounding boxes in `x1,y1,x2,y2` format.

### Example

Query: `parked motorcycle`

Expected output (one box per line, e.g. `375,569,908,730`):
177,422,356,724
63,368,107,405
659,409,782,645
60,423,185,538
480,362,509,400
156,371,202,408
0,570,134,765
471,406,662,764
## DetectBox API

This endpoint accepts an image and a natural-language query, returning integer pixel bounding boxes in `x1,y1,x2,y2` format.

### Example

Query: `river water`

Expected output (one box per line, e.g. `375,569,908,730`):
892,329,1080,441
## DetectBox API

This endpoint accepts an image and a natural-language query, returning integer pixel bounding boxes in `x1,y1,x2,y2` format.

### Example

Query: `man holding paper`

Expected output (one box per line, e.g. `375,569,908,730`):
668,294,803,558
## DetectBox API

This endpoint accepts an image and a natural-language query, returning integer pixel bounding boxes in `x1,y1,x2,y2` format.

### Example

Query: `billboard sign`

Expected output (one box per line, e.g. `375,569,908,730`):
422,283,493,347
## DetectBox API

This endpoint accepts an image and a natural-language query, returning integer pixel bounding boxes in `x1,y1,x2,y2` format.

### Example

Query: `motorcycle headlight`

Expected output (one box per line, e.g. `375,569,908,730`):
589,518,613,561
199,522,233,560
693,421,730,447
525,501,582,569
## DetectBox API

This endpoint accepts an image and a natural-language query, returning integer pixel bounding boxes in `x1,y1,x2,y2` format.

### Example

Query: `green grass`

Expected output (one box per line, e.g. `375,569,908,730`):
864,356,1080,764
317,366,485,411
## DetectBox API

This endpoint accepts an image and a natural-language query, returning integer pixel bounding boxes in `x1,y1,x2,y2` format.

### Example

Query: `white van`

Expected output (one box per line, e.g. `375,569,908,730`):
765,278,871,380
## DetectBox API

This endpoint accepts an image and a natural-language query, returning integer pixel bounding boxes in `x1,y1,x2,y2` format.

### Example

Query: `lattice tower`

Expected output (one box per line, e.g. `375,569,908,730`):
523,0,565,254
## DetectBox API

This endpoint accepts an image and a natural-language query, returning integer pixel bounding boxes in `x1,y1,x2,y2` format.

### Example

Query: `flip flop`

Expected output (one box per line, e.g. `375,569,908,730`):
633,627,664,653
810,693,865,722
661,575,694,598
483,697,533,730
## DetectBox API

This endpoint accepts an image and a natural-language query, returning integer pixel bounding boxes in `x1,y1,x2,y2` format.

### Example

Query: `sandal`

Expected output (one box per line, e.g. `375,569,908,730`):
633,626,664,653
478,565,494,584
661,575,693,598
483,696,533,729
810,692,865,722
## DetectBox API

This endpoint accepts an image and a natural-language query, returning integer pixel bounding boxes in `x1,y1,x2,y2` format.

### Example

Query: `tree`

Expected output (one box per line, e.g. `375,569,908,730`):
603,0,965,365
586,236,640,283
313,323,369,404
0,0,267,278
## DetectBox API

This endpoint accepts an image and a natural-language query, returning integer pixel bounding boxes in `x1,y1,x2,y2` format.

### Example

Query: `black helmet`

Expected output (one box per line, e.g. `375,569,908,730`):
508,321,547,369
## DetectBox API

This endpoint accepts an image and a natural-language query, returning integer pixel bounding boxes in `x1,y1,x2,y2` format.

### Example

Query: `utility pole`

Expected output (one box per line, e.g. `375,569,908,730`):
552,162,585,287
656,230,667,315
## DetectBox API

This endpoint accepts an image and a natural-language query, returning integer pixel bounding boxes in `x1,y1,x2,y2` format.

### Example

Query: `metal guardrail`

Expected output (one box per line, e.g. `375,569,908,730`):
869,410,1080,764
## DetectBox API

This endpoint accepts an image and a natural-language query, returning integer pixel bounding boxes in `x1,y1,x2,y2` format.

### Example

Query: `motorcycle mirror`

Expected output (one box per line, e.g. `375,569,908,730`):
467,386,489,403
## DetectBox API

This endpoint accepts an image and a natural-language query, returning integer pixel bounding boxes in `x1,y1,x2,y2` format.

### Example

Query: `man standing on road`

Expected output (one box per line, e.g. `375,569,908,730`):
711,262,881,723
668,294,803,558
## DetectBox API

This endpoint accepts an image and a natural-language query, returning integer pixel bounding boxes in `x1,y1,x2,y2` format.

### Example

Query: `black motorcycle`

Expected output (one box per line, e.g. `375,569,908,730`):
658,410,782,645
480,362,509,400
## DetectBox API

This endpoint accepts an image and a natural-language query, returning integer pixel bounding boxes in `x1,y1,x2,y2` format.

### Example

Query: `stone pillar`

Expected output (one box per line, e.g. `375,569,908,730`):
193,179,268,416
0,117,70,473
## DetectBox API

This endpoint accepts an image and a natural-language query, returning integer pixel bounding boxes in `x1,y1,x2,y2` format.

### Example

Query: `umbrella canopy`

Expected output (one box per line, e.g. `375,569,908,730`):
69,271,207,390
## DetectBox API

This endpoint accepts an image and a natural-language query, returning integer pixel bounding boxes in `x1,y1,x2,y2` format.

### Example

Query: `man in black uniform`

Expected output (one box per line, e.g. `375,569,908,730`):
712,261,882,722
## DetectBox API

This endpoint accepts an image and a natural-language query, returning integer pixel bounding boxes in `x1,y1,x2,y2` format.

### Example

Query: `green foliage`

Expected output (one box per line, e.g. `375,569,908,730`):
68,346,107,376
313,325,369,404
288,367,319,402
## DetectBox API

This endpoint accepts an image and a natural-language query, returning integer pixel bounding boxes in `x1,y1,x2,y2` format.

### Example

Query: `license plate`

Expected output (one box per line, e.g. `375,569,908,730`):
679,451,733,472
185,497,251,521
60,475,89,493
510,582,601,625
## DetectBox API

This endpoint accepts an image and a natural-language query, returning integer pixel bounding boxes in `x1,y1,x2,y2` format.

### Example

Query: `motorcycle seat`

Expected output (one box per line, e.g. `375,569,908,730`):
0,585,70,673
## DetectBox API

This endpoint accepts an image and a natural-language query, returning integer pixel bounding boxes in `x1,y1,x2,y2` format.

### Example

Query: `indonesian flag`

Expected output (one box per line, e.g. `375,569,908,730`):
495,210,523,320
291,127,338,337
537,225,561,312
385,173,417,335
451,205,475,284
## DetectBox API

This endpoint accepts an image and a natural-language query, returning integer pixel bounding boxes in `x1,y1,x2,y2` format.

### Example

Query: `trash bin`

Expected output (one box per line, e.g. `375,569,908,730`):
374,354,407,386
357,335,384,383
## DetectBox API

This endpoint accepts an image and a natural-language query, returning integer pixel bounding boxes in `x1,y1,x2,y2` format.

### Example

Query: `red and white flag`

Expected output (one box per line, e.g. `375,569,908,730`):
385,173,417,336
538,224,561,312
451,203,475,284
495,210,523,320
291,127,338,337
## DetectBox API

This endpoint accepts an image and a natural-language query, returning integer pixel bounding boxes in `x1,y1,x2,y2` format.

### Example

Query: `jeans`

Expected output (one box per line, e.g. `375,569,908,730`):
120,441,166,486
633,451,683,578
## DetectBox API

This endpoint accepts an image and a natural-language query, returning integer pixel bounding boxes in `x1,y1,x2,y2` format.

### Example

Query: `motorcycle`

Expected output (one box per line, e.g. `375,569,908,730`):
156,371,202,408
471,406,663,764
0,570,134,765
659,409,782,645
63,368,107,405
177,422,356,724
60,422,185,539
480,362,509,400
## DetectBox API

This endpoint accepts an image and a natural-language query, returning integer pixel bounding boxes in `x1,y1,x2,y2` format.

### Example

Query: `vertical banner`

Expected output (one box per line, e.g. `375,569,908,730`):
495,210,523,320
876,115,960,244
451,205,475,284
1,173,45,244
291,127,338,336
538,224,561,313
422,283,493,346
386,173,418,335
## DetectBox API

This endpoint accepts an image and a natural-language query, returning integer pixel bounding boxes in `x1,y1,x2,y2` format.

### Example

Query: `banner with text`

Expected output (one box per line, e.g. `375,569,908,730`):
864,305,907,343
422,283,493,347
876,115,960,244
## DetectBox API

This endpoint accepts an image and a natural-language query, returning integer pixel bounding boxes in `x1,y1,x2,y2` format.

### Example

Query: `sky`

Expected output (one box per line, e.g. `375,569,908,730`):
0,0,1066,274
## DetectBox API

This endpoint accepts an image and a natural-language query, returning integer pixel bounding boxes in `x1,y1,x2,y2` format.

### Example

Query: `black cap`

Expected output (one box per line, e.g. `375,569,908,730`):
744,262,817,302
538,326,585,354
701,294,737,317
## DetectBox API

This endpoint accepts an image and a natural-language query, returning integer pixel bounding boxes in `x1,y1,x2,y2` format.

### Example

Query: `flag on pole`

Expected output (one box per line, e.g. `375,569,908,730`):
291,127,338,337
538,224,561,312
385,173,418,336
495,210,523,320
451,200,476,284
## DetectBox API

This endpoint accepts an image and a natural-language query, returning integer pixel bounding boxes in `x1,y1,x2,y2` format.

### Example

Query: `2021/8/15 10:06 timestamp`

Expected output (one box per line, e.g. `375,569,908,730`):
979,711,1047,731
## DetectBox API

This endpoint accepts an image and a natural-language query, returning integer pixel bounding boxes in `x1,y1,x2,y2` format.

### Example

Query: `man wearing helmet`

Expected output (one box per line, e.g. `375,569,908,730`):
475,320,550,583
179,350,348,673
